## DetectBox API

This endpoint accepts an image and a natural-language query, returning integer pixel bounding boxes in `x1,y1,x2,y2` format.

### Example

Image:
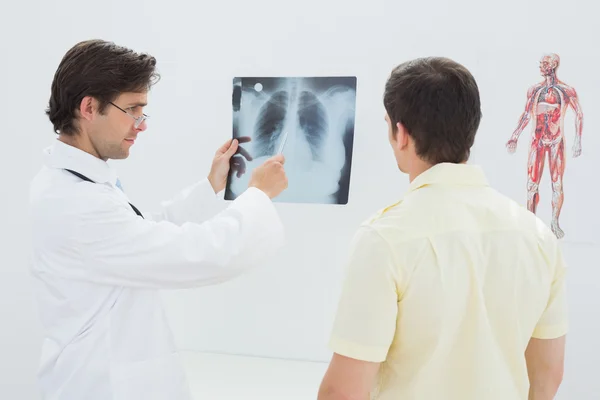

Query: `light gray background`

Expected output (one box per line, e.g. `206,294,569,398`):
1,0,598,398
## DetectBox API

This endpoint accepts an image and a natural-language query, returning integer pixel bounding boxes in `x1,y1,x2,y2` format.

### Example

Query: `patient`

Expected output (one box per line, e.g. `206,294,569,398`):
318,57,567,400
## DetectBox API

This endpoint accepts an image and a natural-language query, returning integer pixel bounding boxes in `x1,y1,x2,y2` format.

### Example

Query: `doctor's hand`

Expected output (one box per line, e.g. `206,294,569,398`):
249,154,288,199
208,137,252,193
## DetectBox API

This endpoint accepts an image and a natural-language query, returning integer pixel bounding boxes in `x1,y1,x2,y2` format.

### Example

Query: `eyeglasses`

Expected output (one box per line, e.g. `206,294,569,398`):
109,102,149,129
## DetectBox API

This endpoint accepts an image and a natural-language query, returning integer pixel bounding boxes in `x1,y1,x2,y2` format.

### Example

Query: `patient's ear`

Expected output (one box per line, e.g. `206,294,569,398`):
396,122,410,150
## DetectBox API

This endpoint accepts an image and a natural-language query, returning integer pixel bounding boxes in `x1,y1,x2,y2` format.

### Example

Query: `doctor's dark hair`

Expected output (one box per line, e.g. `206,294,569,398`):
45,39,160,136
383,57,482,164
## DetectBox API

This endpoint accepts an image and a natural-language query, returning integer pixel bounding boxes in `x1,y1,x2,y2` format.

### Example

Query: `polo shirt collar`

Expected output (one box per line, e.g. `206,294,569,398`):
406,162,489,194
43,139,118,185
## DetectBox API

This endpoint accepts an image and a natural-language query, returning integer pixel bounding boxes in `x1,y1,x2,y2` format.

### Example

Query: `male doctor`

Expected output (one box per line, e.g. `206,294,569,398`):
28,39,288,400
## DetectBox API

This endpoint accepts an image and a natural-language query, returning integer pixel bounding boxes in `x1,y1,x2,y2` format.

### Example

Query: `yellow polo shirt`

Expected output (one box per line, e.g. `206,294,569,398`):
328,162,568,400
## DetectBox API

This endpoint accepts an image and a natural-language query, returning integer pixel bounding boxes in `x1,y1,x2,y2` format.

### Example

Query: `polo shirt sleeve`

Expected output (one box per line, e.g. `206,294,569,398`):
531,243,569,339
328,225,400,363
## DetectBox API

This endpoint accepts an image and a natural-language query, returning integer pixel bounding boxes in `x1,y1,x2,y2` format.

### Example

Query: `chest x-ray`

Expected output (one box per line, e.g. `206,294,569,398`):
225,76,357,205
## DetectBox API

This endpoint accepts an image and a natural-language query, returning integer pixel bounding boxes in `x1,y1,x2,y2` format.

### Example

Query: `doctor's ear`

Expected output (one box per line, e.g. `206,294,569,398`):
78,96,98,122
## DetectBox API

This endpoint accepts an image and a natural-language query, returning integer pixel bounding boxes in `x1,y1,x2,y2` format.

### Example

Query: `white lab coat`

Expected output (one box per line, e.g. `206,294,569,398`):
28,140,285,400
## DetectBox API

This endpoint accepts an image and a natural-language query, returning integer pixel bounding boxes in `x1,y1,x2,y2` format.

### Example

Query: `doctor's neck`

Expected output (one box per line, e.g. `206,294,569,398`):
58,133,106,161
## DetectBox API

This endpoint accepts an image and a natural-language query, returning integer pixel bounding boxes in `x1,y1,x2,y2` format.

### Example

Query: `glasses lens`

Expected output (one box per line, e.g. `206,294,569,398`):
135,116,147,129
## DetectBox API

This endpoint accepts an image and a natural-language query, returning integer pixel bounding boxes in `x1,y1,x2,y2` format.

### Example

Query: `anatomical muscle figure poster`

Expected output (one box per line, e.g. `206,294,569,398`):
506,53,584,239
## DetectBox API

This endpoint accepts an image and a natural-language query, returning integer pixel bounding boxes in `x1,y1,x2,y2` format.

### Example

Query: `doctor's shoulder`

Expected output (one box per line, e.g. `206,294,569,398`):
29,170,126,238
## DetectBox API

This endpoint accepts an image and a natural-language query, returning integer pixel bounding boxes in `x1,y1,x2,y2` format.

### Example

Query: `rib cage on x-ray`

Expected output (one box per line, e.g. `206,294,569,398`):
255,89,328,161
226,77,357,205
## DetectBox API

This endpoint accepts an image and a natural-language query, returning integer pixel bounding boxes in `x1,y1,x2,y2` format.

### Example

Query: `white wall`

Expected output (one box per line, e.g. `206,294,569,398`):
1,0,599,398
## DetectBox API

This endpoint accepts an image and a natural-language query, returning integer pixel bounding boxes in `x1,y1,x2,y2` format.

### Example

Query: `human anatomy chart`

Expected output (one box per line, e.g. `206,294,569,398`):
226,76,357,205
506,53,584,239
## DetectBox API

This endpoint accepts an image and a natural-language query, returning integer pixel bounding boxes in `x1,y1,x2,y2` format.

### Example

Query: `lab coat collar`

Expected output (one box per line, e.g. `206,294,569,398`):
43,139,119,185
406,162,489,194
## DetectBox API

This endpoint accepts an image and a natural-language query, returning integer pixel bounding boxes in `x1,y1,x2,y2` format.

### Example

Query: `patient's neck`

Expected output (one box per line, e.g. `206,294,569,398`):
408,158,434,183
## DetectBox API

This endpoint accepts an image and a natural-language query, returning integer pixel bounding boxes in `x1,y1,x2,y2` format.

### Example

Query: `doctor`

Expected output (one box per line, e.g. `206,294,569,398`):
28,39,288,400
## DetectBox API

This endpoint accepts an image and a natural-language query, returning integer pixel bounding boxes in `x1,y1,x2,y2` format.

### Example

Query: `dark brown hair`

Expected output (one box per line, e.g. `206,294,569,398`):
46,39,160,135
383,57,482,164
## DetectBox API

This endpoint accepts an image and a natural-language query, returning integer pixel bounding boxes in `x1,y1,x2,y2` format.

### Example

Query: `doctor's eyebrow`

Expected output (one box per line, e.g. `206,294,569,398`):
127,102,148,108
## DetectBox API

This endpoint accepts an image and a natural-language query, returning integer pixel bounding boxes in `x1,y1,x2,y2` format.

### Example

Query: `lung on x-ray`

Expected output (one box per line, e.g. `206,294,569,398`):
225,76,357,205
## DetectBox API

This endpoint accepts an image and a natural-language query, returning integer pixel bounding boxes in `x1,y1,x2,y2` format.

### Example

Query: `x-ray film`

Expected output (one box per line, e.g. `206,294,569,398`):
225,76,357,204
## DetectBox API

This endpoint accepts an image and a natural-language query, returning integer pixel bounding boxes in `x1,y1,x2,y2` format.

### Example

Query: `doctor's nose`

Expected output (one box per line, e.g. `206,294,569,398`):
135,119,148,132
